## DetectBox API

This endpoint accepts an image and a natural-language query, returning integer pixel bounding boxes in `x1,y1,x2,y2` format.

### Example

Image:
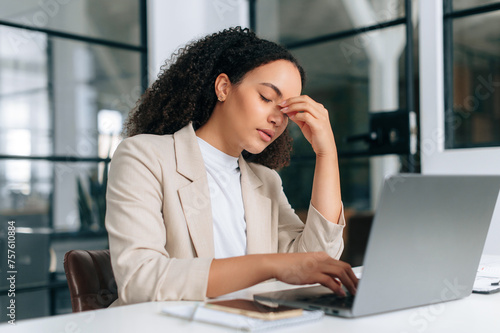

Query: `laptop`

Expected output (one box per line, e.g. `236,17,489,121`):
254,174,500,317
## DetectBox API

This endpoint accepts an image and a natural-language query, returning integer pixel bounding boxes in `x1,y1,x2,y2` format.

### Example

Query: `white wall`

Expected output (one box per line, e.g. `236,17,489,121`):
147,0,249,84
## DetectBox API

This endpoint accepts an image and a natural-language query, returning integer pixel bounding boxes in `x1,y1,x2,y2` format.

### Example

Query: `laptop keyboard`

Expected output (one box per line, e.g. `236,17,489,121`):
297,293,355,308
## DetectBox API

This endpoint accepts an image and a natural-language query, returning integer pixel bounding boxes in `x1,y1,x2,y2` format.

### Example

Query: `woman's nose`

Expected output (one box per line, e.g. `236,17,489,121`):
269,107,287,127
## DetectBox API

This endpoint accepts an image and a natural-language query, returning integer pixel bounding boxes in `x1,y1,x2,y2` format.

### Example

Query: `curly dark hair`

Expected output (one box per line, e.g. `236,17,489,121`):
124,27,306,169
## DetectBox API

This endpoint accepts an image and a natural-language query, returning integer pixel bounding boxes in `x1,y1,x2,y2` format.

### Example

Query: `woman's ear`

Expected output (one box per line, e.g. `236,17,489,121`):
214,73,231,102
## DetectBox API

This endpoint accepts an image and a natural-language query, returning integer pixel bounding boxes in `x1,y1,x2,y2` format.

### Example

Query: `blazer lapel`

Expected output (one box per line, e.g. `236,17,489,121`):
174,124,214,258
239,157,273,254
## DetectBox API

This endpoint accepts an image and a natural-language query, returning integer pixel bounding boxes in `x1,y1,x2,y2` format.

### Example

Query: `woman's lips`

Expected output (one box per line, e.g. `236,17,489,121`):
258,129,273,142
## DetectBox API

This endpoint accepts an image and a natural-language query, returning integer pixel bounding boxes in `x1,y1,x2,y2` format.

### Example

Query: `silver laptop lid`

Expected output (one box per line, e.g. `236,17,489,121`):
353,174,500,317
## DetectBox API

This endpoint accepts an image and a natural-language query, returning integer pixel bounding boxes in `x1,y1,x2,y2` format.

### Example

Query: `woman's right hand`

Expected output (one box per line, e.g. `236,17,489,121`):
269,252,358,297
207,252,358,298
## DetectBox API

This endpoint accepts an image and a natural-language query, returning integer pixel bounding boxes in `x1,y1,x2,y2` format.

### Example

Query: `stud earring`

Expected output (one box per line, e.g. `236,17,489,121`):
218,96,224,102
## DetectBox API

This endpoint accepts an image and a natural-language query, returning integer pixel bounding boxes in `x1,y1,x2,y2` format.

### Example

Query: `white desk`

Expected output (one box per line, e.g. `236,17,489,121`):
2,276,499,333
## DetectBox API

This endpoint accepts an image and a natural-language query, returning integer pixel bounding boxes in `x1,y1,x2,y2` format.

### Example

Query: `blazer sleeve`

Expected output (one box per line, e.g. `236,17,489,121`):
272,171,345,259
105,137,212,305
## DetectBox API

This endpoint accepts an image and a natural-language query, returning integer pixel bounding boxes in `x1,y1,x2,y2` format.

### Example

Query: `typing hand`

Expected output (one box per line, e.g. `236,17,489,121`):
271,252,358,297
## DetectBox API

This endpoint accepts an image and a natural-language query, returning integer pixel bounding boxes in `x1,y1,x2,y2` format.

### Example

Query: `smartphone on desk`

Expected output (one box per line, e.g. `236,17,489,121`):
205,299,303,320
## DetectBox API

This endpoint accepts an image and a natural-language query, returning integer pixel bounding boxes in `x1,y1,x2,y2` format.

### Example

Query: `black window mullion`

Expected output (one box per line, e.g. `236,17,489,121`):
0,155,111,163
140,0,149,92
0,19,145,52
249,0,257,32
443,0,454,149
444,2,500,19
285,18,405,50
405,0,416,172
47,36,55,229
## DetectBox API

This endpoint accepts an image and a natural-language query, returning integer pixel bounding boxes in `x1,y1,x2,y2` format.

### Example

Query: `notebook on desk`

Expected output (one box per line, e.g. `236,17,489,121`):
161,303,324,331
254,174,500,318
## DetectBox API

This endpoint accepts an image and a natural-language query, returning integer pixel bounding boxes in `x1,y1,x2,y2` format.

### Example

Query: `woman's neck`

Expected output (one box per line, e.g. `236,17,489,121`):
195,115,242,157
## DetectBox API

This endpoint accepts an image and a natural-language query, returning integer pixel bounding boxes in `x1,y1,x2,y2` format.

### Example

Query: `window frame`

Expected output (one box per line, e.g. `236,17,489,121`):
419,0,500,255
419,0,500,175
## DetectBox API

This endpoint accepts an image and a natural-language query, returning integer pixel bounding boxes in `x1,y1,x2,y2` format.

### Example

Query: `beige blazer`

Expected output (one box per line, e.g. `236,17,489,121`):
105,123,345,306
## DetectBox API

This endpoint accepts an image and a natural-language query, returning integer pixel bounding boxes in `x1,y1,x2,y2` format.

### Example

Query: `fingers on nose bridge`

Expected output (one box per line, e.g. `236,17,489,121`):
270,106,286,125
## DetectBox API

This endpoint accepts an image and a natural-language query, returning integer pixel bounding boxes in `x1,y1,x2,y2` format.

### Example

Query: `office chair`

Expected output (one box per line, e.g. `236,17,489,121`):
64,249,118,312
340,213,374,267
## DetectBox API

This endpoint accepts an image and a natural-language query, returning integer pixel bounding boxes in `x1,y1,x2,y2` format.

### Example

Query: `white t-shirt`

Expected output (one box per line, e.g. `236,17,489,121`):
196,137,247,259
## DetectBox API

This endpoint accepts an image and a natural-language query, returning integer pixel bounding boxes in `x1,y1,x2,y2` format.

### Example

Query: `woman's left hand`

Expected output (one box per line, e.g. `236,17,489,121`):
280,96,336,157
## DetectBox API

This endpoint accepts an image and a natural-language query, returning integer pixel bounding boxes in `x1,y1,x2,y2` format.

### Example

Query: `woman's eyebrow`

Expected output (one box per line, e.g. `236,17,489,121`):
259,82,282,98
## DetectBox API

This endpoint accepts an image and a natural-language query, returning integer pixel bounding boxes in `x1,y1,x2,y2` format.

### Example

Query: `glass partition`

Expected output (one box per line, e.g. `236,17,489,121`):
0,1,145,233
444,2,500,149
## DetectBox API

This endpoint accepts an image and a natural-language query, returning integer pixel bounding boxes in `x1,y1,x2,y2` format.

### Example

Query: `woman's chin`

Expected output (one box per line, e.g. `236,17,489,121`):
245,146,266,155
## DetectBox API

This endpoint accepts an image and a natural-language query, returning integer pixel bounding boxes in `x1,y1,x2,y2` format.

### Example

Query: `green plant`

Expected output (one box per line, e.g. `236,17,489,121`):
77,162,109,232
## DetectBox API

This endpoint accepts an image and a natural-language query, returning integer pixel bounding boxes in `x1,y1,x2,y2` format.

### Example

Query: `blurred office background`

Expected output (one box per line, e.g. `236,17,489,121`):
0,0,499,322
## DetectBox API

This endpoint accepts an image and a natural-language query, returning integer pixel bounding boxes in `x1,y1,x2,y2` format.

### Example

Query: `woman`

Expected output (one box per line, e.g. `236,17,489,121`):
105,27,358,307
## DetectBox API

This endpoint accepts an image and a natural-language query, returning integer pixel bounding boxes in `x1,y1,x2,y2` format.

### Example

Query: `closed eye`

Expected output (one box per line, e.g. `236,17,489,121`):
259,94,272,103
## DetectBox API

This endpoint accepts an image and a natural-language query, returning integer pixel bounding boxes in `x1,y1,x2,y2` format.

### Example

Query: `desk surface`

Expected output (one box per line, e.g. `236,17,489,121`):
2,277,499,333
